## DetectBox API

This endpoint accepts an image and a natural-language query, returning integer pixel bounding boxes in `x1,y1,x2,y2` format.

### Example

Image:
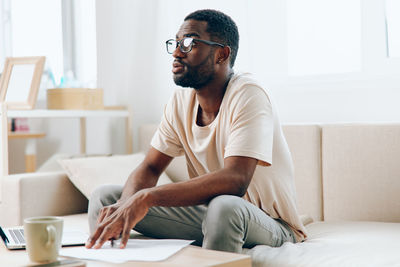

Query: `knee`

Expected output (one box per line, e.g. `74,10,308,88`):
204,195,245,229
88,185,111,216
88,184,122,216
90,184,113,202
90,184,122,204
88,184,122,234
202,195,246,252
208,195,245,216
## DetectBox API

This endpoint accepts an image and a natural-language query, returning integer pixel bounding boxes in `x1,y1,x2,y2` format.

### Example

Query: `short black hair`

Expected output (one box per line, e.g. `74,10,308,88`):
185,9,239,68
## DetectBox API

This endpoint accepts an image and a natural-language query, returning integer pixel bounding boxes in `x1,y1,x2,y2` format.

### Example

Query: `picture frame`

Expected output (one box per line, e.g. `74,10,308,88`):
0,56,45,109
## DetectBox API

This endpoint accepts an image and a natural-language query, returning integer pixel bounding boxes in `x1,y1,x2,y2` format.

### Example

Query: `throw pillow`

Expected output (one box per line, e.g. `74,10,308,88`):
59,153,173,199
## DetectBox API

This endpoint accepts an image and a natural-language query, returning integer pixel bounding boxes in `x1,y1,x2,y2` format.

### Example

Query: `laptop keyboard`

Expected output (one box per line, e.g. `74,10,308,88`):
8,229,25,244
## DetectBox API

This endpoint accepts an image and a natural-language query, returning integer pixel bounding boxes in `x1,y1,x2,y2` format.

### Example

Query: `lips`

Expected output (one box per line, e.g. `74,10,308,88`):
172,61,185,74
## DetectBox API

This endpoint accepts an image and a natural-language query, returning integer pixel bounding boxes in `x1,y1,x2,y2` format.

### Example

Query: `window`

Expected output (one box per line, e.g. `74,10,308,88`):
385,0,400,58
0,0,11,69
0,0,97,87
287,0,361,76
10,0,64,83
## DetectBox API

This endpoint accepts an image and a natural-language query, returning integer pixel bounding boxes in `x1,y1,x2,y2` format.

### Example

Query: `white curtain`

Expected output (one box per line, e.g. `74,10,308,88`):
0,0,12,70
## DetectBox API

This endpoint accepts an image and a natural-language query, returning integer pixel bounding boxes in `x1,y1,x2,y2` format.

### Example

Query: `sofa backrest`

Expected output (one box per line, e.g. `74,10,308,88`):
282,125,323,222
321,124,400,222
139,123,400,223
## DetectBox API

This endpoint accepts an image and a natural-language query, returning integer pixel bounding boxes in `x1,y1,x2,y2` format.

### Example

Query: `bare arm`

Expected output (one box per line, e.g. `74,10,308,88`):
119,147,173,202
144,155,258,207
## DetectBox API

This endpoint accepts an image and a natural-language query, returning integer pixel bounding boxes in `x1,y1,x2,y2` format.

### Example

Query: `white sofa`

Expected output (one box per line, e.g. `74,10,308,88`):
1,123,400,267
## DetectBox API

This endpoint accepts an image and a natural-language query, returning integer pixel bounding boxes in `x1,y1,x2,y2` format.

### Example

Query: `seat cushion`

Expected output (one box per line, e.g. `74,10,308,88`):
245,221,400,267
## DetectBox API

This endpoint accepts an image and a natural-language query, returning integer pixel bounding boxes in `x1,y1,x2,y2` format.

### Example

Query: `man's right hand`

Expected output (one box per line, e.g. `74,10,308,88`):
96,201,122,237
87,147,172,248
86,189,152,249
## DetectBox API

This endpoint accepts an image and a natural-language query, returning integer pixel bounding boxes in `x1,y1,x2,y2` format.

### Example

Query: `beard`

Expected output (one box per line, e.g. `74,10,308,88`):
173,53,215,90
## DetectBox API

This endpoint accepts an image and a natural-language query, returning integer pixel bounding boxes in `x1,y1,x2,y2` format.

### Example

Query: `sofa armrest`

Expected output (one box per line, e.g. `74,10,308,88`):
0,171,88,227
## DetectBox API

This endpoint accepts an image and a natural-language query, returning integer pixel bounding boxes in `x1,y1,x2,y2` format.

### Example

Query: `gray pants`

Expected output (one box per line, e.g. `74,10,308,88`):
88,184,295,253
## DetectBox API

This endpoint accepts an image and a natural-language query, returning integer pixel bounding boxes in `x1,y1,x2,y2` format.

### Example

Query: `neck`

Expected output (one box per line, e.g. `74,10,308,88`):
195,71,233,114
195,71,233,126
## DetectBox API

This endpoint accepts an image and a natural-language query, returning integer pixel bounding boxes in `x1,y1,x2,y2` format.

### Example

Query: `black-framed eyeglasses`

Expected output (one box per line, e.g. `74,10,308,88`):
165,37,224,54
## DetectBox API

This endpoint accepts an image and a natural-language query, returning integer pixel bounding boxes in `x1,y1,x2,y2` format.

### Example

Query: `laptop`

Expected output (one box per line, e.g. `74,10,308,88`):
0,225,89,250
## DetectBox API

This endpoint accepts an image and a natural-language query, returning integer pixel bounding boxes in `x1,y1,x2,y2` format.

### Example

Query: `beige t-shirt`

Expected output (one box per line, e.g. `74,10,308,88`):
151,73,307,241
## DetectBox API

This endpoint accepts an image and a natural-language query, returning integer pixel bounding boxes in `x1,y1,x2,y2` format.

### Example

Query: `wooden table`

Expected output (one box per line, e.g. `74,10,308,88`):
0,242,251,267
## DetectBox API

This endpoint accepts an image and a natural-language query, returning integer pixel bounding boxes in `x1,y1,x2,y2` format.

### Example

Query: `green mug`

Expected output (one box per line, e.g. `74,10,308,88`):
23,216,63,263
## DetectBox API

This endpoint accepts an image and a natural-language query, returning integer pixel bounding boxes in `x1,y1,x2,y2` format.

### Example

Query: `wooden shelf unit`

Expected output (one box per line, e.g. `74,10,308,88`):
8,132,46,139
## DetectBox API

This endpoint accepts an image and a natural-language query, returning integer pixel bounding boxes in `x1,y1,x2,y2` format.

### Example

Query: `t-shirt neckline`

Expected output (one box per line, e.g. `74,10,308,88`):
192,73,238,129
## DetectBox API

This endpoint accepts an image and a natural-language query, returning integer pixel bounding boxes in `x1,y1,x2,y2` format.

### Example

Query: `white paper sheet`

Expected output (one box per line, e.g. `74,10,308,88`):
60,239,194,263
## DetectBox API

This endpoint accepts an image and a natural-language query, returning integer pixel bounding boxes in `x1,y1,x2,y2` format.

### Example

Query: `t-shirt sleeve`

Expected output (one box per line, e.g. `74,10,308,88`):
150,93,184,157
224,85,274,166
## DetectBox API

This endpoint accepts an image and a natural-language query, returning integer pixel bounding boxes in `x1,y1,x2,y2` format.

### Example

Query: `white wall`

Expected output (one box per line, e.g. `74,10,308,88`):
269,75,400,124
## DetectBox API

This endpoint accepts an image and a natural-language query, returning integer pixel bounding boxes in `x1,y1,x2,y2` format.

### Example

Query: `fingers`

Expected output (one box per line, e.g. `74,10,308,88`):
85,224,105,248
97,208,107,225
88,207,112,248
86,197,148,250
91,206,120,248
97,205,115,225
93,224,115,249
120,219,133,249
113,232,121,240
88,214,123,249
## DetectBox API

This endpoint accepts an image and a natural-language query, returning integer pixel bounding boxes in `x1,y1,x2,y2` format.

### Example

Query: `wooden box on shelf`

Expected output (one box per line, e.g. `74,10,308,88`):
47,88,104,110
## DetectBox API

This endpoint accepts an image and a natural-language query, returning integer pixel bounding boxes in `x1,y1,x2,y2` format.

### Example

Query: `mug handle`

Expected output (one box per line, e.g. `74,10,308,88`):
46,225,56,248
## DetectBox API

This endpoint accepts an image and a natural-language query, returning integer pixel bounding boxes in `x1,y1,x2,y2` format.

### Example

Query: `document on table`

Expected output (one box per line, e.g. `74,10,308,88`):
60,239,194,263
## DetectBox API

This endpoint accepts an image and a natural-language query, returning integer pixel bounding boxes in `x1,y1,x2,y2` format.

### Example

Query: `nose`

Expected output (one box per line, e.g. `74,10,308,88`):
172,45,186,58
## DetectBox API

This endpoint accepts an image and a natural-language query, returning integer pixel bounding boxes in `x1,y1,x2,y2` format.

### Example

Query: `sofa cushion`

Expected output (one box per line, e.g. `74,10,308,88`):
246,221,400,267
322,124,400,222
59,153,173,199
37,153,113,172
282,125,322,222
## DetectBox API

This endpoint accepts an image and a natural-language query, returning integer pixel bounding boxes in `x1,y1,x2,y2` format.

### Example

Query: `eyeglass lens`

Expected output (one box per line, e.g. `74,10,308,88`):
181,38,193,51
166,38,194,54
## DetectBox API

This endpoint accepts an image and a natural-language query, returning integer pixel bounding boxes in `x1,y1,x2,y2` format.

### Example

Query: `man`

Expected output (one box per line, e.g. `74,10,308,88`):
86,9,307,252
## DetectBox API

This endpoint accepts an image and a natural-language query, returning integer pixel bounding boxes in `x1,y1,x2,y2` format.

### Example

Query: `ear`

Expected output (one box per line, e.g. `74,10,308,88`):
216,46,231,64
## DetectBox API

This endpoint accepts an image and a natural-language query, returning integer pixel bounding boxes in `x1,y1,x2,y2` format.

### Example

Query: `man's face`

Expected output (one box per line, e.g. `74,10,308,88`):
172,20,216,89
